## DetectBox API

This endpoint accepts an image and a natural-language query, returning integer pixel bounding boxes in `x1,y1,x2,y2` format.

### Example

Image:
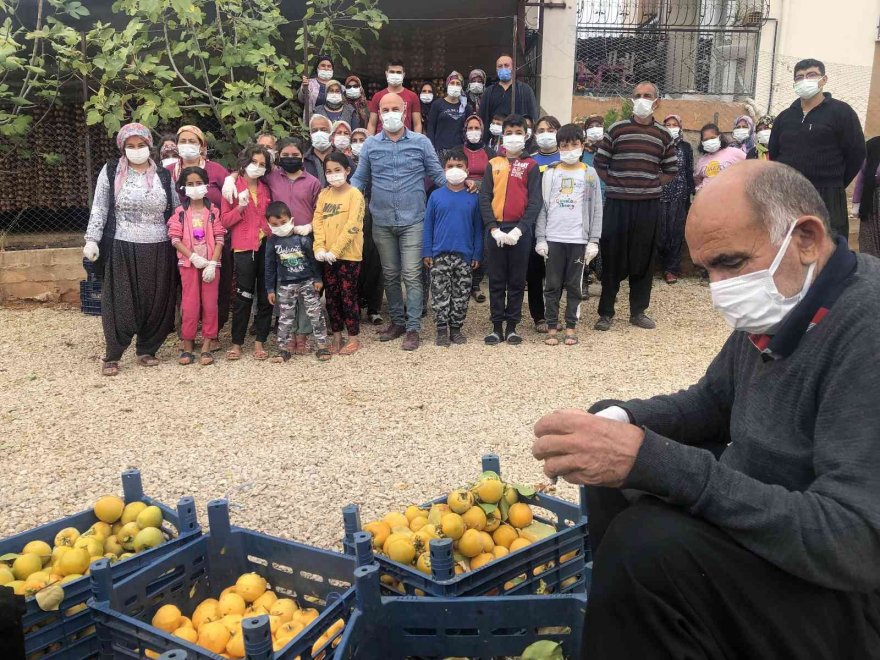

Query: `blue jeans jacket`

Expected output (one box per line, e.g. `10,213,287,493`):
351,129,446,228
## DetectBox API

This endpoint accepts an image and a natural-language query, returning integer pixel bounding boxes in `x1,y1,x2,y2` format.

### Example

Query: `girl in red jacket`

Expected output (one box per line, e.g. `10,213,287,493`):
167,166,226,366
220,145,273,361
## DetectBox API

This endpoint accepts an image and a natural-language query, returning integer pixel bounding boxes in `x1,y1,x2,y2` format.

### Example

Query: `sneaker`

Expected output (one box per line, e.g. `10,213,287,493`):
402,330,421,351
630,313,656,329
484,331,503,345
471,289,486,303
594,316,612,332
379,323,406,342
506,331,523,345
435,327,451,348
534,320,549,334
369,313,384,325
449,328,467,344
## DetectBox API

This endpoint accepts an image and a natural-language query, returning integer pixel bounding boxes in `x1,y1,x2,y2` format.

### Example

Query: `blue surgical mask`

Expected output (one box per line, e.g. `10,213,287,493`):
497,68,512,82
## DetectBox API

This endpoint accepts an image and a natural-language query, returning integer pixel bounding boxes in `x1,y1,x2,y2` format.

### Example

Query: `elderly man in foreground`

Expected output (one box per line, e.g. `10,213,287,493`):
534,160,880,658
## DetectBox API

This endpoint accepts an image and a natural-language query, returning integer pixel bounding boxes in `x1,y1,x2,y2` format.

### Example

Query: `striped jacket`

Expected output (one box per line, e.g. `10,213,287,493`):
593,118,678,200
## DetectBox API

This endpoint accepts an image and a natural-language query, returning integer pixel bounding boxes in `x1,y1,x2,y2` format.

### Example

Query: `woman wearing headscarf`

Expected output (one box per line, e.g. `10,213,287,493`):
428,72,473,152
345,75,370,129
462,113,495,303
83,123,178,376
419,80,436,134
297,54,334,121
853,137,880,257
731,114,755,155
331,120,354,160
747,115,774,160
315,80,360,129
658,114,695,284
169,125,230,347
467,68,486,115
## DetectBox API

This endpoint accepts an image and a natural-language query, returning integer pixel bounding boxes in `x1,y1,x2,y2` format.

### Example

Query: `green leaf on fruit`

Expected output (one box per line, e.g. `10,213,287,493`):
514,484,536,498
0,553,19,562
499,498,510,521
480,470,500,481
35,584,64,612
478,503,498,515
520,639,564,659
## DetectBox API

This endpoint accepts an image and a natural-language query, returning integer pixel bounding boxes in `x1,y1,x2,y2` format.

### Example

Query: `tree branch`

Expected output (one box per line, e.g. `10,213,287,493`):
185,19,229,140
15,0,44,115
162,21,211,99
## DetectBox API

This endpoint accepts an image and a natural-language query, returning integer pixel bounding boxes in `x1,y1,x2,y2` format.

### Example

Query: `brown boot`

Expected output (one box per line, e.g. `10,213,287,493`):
379,323,406,342
402,330,421,351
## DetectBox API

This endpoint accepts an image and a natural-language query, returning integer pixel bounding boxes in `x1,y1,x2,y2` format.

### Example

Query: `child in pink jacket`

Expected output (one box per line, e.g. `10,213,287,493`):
167,166,226,366
694,122,746,191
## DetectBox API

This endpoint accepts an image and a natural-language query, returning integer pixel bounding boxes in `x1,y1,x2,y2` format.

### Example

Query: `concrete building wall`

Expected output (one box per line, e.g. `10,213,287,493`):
0,248,84,304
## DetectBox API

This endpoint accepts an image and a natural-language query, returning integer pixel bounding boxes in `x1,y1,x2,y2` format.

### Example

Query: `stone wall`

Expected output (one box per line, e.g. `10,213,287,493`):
0,248,83,304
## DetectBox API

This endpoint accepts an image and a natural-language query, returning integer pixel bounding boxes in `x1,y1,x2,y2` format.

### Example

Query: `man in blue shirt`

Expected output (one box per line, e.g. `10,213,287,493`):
351,92,446,351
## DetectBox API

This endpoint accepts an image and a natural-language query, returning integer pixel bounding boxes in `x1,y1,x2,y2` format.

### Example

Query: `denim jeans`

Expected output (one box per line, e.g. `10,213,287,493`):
373,221,424,332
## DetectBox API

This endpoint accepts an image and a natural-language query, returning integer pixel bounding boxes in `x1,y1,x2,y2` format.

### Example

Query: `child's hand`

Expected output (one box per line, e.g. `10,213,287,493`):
423,257,433,268
267,292,276,305
471,260,480,270
465,179,479,194
314,282,323,293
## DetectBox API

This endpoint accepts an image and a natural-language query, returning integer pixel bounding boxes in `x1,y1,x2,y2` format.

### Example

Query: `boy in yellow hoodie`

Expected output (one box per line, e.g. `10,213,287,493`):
313,152,366,355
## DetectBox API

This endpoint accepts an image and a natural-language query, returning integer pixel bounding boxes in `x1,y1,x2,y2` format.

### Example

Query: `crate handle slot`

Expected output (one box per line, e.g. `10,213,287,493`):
247,555,268,567
271,561,293,574
299,570,324,583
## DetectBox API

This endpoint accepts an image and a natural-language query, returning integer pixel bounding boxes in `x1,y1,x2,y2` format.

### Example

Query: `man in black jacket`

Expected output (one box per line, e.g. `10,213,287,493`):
769,58,865,238
479,54,538,143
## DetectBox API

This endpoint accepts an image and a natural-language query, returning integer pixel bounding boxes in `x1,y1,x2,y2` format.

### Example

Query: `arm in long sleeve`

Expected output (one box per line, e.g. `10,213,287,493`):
534,172,550,243
517,165,543,233
480,165,499,229
350,142,371,192
592,133,612,182
264,237,278,294
423,139,446,188
852,164,866,205
479,88,492,141
471,199,483,263
85,164,111,243
840,105,867,187
768,114,781,161
684,145,696,197
588,170,603,242
220,195,245,229
328,190,365,256
166,212,183,246
624,326,880,591
693,156,705,191
659,136,679,185
523,85,538,128
422,195,436,259
427,103,440,146
311,197,327,253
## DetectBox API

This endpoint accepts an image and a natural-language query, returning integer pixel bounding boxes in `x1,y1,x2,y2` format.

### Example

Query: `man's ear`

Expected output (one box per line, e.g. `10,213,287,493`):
795,216,827,263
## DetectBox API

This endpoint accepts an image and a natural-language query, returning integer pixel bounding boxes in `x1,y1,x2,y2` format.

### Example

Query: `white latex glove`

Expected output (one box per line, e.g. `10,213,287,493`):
852,203,860,216
314,250,327,262
83,241,99,262
505,227,522,246
237,189,249,208
595,406,630,423
490,228,506,248
324,251,337,264
535,242,549,258
189,253,209,269
202,261,217,282
222,175,237,204
585,242,599,264
293,223,312,236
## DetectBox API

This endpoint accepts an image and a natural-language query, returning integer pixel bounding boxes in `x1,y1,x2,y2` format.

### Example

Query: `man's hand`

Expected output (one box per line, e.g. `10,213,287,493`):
267,292,276,306
471,260,480,270
465,179,479,194
423,257,433,268
532,408,644,488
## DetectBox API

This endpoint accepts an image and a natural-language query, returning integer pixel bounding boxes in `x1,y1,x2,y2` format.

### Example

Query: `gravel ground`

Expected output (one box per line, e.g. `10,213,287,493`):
0,279,729,550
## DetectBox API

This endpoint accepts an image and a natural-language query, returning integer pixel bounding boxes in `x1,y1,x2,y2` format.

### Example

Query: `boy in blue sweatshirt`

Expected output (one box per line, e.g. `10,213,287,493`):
422,148,483,346
264,201,330,362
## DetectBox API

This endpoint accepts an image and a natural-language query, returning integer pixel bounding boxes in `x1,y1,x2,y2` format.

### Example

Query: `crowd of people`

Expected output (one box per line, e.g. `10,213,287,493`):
83,54,871,376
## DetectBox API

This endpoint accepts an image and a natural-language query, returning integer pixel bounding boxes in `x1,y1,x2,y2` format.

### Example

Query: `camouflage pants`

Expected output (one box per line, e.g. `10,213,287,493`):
430,253,472,329
276,280,327,347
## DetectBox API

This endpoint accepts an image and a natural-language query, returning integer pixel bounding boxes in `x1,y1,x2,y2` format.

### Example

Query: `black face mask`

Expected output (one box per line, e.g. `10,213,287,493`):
279,156,303,173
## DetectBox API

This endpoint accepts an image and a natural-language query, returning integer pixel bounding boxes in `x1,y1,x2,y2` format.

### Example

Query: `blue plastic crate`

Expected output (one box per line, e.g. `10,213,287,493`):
0,469,199,660
335,564,587,659
88,499,373,660
342,454,591,598
82,257,100,282
79,280,102,316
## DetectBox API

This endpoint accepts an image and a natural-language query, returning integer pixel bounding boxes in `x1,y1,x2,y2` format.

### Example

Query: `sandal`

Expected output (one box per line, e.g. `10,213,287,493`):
199,351,214,366
226,348,242,361
178,352,195,366
339,339,360,356
316,347,332,361
294,336,309,356
271,350,292,363
136,355,159,367
564,332,579,346
534,321,549,334
544,335,559,346
101,361,119,377
253,349,269,361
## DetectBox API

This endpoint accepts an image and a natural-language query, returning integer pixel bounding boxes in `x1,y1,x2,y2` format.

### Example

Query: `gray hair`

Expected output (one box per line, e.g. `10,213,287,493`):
743,162,830,245
633,80,660,98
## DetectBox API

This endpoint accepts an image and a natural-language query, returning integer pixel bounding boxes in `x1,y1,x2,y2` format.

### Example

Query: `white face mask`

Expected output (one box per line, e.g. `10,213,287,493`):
732,127,750,143
709,221,816,334
445,167,468,185
351,142,364,156
756,129,772,145
468,82,484,95
387,72,404,87
586,126,605,142
326,92,343,106
702,137,721,153
502,134,525,154
666,126,680,139
382,111,404,132
345,87,362,100
177,144,201,161
794,78,821,100
420,93,434,104
311,130,332,151
326,171,347,187
334,135,351,150
560,148,583,165
317,69,333,81
271,220,295,237
535,132,557,150
632,97,655,119
126,147,151,165
245,163,266,178
185,184,208,200
466,130,482,144
489,124,503,137
447,85,462,99
161,157,178,167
